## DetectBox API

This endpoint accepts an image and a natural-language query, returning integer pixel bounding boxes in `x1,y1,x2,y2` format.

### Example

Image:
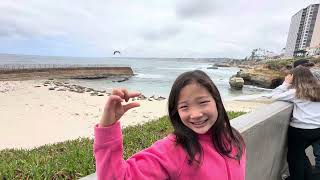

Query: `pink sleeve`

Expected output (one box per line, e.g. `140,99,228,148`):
93,122,184,180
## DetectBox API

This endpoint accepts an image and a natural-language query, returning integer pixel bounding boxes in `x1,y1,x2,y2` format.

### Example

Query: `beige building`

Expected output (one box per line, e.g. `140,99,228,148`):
310,6,320,48
285,4,320,57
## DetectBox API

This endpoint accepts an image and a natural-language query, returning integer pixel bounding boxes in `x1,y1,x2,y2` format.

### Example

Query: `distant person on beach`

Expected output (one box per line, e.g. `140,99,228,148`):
94,70,246,179
293,59,320,171
272,67,320,180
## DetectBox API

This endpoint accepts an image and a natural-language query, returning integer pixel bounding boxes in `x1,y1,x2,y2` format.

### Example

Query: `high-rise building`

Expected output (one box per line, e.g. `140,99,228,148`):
285,4,320,57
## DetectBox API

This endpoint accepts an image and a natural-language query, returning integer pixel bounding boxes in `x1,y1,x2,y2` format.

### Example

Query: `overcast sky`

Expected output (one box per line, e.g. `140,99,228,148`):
0,0,319,58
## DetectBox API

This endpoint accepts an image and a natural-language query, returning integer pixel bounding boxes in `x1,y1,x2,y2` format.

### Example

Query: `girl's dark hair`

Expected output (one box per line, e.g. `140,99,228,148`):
291,66,320,102
168,70,245,164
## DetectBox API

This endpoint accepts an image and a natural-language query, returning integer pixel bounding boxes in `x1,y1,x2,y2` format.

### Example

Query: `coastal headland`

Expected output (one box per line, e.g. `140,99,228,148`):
227,57,320,89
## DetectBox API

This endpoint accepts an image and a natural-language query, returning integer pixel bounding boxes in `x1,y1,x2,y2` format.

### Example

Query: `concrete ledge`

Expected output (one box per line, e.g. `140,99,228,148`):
80,173,96,180
231,101,293,180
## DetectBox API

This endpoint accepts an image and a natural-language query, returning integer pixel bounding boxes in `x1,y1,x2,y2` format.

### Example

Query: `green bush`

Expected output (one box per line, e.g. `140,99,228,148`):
265,59,294,70
310,57,320,64
0,112,246,179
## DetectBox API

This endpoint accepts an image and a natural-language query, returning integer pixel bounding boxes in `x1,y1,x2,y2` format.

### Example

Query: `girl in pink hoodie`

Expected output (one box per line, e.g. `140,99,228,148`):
94,70,246,180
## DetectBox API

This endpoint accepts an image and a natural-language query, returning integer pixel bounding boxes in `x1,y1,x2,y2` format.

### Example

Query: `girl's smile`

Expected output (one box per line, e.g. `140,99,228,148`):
190,119,208,126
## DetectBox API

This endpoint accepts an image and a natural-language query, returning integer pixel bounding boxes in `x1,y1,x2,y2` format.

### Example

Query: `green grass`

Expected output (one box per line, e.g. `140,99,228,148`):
227,111,246,120
0,111,246,179
0,138,94,179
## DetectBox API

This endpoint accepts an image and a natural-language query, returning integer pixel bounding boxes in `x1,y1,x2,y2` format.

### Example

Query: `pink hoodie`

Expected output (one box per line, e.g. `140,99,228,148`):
94,122,246,180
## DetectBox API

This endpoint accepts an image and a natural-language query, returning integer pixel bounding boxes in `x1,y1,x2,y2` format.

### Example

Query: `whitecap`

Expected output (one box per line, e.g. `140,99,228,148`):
135,73,165,79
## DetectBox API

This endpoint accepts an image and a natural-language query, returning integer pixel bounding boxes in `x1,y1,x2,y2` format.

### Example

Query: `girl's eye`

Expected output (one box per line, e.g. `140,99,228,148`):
200,100,210,104
179,106,188,109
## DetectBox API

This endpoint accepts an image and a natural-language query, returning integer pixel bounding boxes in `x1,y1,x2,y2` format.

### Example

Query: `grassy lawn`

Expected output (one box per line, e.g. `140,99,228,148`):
0,111,245,179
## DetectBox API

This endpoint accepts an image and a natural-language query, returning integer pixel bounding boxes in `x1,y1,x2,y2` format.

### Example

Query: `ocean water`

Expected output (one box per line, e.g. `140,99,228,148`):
0,54,272,100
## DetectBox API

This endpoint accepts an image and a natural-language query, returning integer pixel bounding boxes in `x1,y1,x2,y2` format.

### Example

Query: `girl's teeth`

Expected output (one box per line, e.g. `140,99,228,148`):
192,120,206,125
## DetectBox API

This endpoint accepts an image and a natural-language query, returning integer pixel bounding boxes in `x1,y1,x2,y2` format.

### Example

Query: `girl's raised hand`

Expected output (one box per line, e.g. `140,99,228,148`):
99,88,141,127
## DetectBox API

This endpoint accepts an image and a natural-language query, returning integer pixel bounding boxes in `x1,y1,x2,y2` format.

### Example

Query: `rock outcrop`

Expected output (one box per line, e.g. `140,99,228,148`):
229,77,244,90
234,67,285,89
215,63,231,67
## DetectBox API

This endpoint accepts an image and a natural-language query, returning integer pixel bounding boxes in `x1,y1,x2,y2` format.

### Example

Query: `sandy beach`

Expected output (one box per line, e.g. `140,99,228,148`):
0,80,271,150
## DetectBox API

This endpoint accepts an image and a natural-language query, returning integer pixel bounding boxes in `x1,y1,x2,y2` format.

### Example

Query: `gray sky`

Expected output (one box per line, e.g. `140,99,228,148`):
0,0,319,58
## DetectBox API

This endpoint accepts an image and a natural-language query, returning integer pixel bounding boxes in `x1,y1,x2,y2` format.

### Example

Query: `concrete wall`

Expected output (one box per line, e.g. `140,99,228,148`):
231,101,293,180
81,101,316,180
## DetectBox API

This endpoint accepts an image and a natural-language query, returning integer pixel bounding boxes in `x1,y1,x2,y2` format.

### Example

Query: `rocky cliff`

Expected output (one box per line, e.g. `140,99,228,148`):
235,66,285,89
230,57,320,89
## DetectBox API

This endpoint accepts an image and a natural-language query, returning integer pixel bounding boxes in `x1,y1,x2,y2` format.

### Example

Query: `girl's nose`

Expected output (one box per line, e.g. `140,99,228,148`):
190,109,203,119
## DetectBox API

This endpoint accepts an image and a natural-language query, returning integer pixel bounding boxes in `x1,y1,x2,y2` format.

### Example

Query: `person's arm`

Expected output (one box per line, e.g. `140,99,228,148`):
271,74,295,102
94,122,183,180
271,85,295,102
94,88,182,180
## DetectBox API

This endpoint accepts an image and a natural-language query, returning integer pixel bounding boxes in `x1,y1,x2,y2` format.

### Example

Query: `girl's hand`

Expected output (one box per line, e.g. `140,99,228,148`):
99,88,141,127
284,74,293,85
